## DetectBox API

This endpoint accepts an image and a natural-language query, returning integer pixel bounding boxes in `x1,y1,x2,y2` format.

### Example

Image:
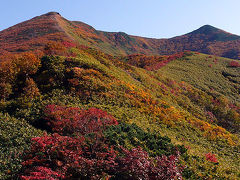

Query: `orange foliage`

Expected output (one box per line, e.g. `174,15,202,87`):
44,41,66,55
123,51,192,71
23,77,40,99
0,52,40,100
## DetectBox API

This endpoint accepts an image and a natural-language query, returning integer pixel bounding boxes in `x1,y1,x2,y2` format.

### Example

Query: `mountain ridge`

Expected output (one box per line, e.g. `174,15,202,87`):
1,12,240,59
0,12,240,179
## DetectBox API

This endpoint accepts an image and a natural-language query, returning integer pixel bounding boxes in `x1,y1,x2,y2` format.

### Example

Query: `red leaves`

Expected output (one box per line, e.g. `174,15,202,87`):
205,153,218,163
228,60,240,67
21,136,182,180
21,133,84,178
44,105,118,135
125,51,191,71
20,133,118,179
44,42,66,56
150,155,182,180
116,147,182,180
117,147,151,179
20,166,64,180
20,105,183,179
62,41,76,48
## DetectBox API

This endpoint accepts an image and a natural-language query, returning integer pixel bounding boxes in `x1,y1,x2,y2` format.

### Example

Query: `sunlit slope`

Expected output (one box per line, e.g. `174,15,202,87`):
0,46,239,178
1,12,240,59
159,53,240,102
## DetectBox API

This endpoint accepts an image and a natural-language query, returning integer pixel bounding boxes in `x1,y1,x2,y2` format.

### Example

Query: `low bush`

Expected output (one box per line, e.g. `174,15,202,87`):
44,104,118,135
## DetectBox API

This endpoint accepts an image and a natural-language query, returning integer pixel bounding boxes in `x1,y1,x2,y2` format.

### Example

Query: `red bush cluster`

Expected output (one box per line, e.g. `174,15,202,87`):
125,51,192,71
20,135,182,180
117,147,182,180
228,60,240,67
205,153,218,163
21,166,64,180
20,133,118,179
44,105,118,135
62,41,76,48
19,105,183,179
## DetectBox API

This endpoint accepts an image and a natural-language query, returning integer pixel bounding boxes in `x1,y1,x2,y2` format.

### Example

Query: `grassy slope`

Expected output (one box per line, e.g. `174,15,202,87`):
159,53,240,102
0,48,239,179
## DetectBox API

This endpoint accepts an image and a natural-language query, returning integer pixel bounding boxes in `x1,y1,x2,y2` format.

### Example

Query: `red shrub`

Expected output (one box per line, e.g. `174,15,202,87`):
20,133,118,179
20,166,64,180
116,147,182,180
62,41,76,48
205,153,218,163
20,105,184,179
125,51,190,71
205,111,217,123
116,147,151,179
228,60,240,67
149,154,182,180
20,134,183,179
44,105,118,135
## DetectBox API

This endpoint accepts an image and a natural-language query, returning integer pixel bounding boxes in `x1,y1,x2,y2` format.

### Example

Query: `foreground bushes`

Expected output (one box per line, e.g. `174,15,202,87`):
20,134,182,180
19,105,184,179
104,123,186,157
0,113,42,179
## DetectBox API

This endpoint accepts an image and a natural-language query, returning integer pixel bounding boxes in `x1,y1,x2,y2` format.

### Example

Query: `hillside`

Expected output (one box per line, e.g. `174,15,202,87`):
0,44,239,179
1,12,240,59
0,12,239,179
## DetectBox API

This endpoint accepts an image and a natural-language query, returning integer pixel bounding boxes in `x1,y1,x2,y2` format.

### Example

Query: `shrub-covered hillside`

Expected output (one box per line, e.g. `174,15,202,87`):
0,43,239,179
2,12,240,60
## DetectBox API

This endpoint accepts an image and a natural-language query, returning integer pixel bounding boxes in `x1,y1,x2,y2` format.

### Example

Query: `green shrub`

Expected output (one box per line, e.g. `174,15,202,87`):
104,123,187,157
0,113,43,179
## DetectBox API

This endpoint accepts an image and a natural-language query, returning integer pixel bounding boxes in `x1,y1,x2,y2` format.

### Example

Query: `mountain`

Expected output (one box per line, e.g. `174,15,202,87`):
0,12,69,54
1,12,240,59
166,25,240,59
0,12,239,179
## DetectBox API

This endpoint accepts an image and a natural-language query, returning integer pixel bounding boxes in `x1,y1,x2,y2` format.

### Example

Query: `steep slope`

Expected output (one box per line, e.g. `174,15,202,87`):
1,12,240,59
0,12,70,54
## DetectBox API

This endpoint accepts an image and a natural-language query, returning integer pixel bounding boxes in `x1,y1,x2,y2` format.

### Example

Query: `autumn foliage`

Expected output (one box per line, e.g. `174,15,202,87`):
205,153,218,163
0,52,40,100
0,24,238,179
44,105,118,135
228,60,240,67
19,105,184,179
124,51,193,71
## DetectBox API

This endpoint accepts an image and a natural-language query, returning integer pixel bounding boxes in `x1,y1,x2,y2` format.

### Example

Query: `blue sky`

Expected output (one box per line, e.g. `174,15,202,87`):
1,0,240,38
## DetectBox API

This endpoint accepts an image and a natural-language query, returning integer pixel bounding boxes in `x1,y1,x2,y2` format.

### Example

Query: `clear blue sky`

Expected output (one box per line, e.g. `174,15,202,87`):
1,0,240,38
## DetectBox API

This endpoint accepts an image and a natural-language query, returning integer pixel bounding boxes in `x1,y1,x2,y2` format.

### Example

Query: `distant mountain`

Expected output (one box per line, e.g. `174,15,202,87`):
0,12,240,59
166,25,240,59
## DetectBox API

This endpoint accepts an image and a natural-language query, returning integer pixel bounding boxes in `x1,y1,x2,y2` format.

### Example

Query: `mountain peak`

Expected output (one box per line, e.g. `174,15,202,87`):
191,25,220,35
188,24,240,42
43,12,61,17
30,12,62,21
200,24,217,29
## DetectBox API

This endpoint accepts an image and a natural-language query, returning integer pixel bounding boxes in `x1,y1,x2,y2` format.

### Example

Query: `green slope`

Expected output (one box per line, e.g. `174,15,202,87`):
159,53,240,102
